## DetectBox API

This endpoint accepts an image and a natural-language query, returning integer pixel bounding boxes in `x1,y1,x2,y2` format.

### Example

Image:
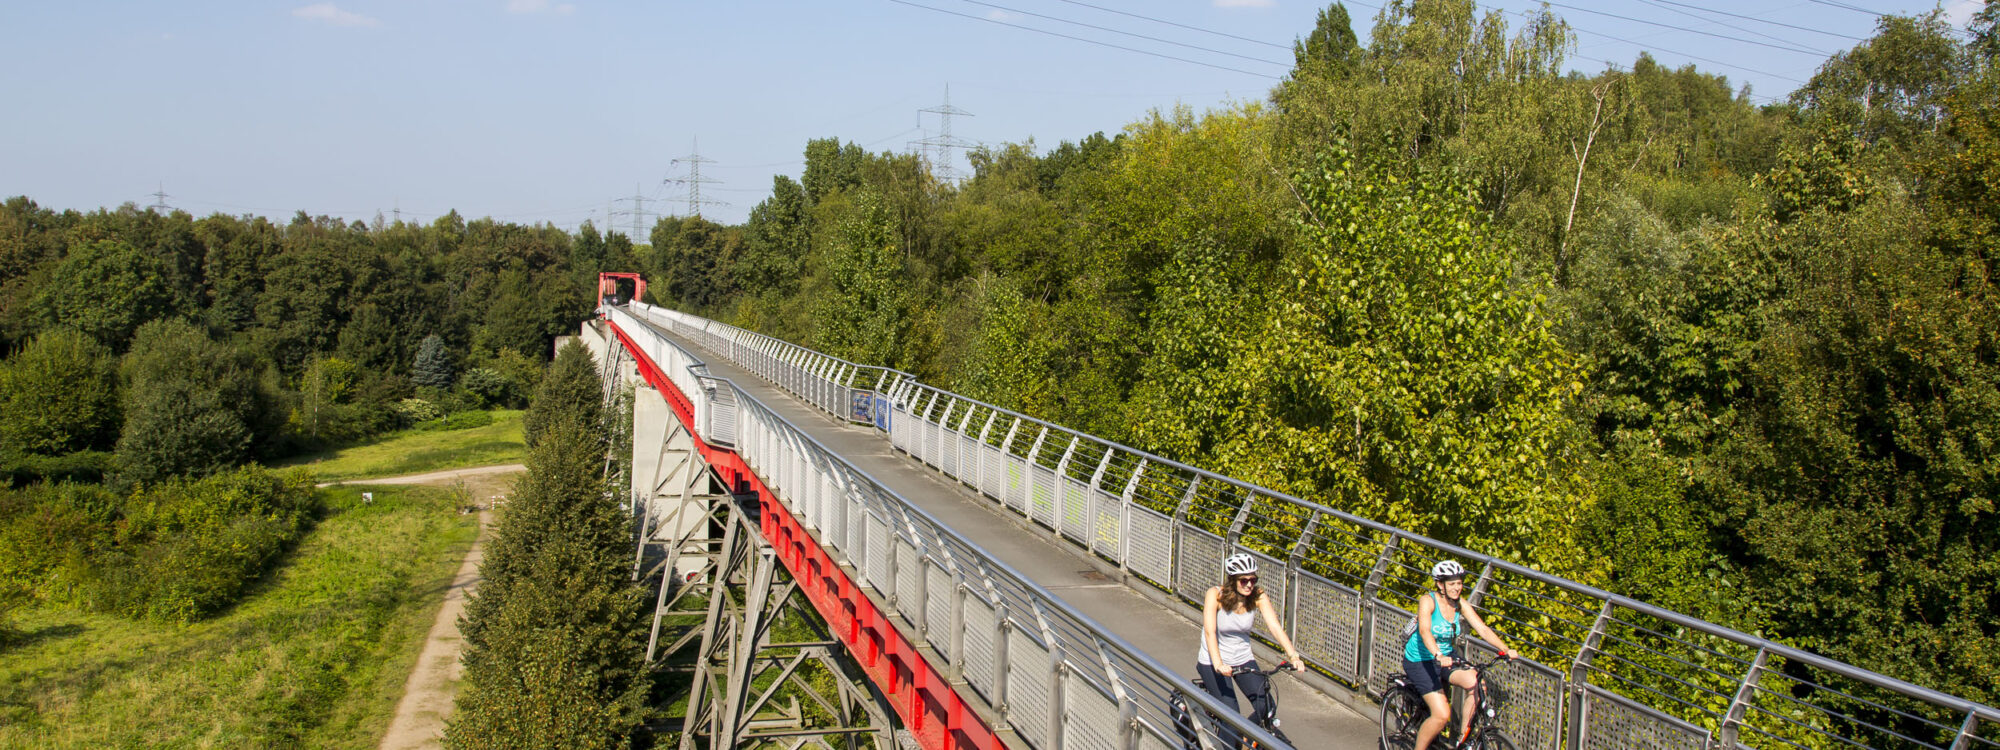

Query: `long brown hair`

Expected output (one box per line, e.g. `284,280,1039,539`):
1218,572,1262,612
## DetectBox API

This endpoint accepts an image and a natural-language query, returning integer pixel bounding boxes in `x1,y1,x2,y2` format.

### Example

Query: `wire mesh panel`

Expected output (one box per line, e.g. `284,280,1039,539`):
1006,627,1054,749
1582,683,1711,750
1062,673,1124,750
1176,528,1226,603
937,405,961,479
1294,573,1363,681
1239,547,1288,632
1463,640,1567,750
1370,598,1414,687
1126,505,1174,587
963,595,1000,702
1005,436,1034,515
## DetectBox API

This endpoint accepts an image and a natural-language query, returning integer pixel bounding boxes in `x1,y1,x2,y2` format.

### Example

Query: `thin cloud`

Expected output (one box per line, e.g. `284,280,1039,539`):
293,3,381,27
1943,0,1981,26
986,10,1017,21
1213,0,1276,8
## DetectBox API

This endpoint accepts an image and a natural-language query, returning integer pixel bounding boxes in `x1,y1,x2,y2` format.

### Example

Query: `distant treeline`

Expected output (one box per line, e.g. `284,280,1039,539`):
634,2,2000,705
0,203,624,484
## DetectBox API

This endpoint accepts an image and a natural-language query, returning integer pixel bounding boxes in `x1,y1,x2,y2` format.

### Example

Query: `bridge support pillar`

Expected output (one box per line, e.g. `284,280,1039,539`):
649,494,904,749
632,383,714,584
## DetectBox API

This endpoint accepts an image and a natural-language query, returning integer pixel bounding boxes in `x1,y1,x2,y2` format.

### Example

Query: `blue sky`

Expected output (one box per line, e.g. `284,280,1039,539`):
0,0,1982,229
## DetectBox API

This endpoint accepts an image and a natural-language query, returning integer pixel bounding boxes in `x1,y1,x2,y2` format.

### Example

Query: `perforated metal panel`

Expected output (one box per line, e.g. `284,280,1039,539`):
1059,477,1092,543
1126,506,1174,586
1463,640,1565,750
1294,573,1362,681
1177,529,1226,602
1029,465,1058,527
1091,489,1122,559
939,423,959,477
895,538,921,615
980,444,1007,501
964,596,999,701
1062,674,1123,750
1006,460,1030,515
1370,598,1413,686
866,514,892,593
1007,628,1054,748
1136,725,1178,750
925,564,955,651
1582,683,1710,750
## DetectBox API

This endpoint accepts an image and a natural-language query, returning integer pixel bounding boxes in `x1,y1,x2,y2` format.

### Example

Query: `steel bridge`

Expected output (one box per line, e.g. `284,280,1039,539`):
577,291,2000,750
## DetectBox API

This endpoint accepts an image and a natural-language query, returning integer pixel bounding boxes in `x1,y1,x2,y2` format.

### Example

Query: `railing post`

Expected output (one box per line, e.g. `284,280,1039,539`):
1118,459,1147,575
1467,560,1494,609
1714,646,1766,749
1358,534,1401,685
1052,436,1081,531
1285,511,1320,649
1567,601,1615,750
974,412,1000,492
1950,710,1980,750
1170,476,1202,600
954,405,979,481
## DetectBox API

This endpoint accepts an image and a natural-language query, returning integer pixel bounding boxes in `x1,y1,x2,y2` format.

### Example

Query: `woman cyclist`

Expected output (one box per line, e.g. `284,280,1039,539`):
1407,560,1515,750
1196,553,1303,745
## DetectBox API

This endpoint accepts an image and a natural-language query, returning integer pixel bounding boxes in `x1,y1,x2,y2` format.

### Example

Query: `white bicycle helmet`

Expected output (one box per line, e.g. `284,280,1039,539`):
1224,553,1259,577
1431,559,1468,581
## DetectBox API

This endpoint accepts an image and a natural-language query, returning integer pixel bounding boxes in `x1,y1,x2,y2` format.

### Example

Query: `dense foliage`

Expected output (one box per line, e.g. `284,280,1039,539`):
635,0,2000,707
0,466,317,624
0,203,613,485
448,342,648,749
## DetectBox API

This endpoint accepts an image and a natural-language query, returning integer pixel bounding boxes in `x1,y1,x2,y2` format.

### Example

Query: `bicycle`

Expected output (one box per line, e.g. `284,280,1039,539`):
1379,657,1518,750
1170,661,1299,749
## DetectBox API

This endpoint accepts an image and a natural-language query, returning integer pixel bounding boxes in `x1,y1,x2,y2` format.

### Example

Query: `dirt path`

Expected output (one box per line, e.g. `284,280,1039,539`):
349,465,524,750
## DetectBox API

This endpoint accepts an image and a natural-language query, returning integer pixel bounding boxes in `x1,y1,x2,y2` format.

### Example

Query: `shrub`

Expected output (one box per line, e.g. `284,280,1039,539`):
99,467,319,623
395,398,445,425
458,367,515,409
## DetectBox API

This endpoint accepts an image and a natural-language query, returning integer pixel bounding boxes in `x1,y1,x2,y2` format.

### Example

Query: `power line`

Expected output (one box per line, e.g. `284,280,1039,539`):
1049,0,1291,50
1545,0,1827,55
955,0,1288,67
1633,0,1865,41
885,0,1281,79
1625,0,1836,54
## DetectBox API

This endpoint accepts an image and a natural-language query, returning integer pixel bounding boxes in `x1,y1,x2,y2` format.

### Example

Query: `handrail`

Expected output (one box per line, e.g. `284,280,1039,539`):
605,305,1285,750
633,301,2000,750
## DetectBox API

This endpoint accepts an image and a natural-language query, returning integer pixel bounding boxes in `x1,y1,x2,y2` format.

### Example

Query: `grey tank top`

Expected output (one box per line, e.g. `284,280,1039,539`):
1197,607,1257,667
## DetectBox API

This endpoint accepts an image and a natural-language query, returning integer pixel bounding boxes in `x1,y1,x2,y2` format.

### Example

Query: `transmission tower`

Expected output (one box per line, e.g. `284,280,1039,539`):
912,85,975,183
610,184,654,239
666,139,727,218
146,182,173,212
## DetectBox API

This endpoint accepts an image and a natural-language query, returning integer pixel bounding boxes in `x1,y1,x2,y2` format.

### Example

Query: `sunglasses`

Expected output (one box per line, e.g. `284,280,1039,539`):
1235,576,1259,584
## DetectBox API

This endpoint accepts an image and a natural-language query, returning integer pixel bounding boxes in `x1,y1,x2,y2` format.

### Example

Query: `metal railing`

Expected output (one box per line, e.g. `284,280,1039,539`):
637,302,2000,750
631,303,908,427
607,305,1284,750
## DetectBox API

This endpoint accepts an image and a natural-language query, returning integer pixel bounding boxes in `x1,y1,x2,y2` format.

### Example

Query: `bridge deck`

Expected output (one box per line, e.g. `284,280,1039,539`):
641,320,1380,748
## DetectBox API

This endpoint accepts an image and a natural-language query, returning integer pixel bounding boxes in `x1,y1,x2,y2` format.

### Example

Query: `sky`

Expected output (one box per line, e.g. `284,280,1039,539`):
0,0,1986,230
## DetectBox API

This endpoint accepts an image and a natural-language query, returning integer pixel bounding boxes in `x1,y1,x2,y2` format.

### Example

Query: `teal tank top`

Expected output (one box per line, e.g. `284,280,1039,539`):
1403,592,1460,662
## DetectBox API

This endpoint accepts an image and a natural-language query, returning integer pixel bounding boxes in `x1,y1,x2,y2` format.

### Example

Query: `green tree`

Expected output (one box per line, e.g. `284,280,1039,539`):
0,329,120,458
31,238,187,351
522,340,604,449
810,190,910,366
413,333,455,389
116,319,268,484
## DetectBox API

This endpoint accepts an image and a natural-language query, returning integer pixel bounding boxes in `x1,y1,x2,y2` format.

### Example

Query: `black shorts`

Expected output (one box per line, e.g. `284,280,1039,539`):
1404,657,1449,695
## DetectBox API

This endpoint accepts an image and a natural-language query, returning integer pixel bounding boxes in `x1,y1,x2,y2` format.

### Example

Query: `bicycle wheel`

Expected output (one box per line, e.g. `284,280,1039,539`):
1474,730,1519,750
1378,688,1424,746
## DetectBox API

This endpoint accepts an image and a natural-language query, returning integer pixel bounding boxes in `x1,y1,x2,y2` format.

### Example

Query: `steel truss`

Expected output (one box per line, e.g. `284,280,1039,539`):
643,493,907,749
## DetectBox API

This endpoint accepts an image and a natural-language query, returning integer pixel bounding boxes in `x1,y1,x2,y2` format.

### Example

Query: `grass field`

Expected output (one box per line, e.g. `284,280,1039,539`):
0,485,479,748
279,410,526,482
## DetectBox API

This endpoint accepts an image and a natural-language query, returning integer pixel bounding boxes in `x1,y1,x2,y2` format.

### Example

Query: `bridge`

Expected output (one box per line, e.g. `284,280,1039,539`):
575,274,2000,750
